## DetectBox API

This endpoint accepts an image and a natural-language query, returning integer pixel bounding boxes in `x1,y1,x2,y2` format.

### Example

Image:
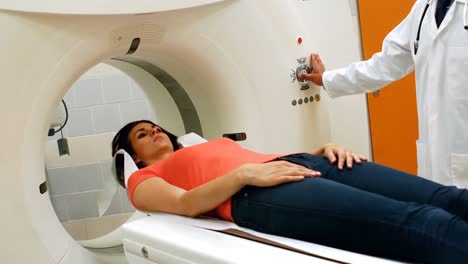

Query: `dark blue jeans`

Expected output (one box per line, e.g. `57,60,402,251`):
231,154,468,263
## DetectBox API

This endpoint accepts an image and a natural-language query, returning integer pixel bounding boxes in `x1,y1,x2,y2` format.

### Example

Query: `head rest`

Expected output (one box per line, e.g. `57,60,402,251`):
112,149,139,188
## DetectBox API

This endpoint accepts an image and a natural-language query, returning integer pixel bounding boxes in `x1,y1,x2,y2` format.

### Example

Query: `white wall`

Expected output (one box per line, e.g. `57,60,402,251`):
296,0,372,158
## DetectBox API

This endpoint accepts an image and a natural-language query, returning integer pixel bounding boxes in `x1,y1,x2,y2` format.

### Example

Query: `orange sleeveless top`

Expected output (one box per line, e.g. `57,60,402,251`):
127,137,282,221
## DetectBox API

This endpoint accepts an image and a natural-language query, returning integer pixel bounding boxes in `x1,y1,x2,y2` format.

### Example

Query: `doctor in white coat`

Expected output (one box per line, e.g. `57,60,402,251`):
301,0,468,185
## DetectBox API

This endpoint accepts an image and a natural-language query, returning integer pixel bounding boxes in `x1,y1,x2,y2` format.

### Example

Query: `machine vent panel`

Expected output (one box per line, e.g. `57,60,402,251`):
110,23,166,48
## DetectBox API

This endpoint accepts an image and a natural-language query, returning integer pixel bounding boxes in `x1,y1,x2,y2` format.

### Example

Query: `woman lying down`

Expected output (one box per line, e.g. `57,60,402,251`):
112,120,468,264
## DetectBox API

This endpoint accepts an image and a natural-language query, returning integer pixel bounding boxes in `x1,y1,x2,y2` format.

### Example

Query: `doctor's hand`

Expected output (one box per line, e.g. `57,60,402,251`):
237,161,321,187
312,143,368,170
300,53,326,86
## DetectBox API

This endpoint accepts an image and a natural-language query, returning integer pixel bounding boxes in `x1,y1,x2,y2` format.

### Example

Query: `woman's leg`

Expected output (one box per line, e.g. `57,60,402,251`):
232,179,468,263
280,154,468,221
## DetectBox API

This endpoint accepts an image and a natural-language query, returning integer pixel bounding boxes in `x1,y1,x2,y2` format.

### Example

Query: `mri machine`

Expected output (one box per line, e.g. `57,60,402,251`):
0,0,406,263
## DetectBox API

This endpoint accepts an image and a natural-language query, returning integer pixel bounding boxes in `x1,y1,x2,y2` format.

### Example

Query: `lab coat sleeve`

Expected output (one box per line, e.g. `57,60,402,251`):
323,1,421,98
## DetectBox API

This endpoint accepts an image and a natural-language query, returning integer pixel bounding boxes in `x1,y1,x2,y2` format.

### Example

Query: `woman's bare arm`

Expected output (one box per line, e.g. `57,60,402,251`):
132,161,319,217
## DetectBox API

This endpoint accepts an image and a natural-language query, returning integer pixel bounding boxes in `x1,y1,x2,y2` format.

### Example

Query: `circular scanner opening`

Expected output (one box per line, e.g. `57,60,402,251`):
44,58,199,244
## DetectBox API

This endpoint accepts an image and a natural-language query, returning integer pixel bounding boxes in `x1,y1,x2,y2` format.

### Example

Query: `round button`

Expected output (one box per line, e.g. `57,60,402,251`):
292,100,297,106
298,99,303,105
304,97,309,103
315,94,321,102
310,96,314,102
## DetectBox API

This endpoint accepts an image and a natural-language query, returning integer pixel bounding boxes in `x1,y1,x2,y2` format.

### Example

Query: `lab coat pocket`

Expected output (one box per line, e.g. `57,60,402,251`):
447,47,468,100
450,154,468,186
416,140,427,177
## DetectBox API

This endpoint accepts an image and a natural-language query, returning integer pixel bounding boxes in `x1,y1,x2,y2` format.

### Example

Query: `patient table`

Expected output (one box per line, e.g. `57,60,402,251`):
115,134,407,264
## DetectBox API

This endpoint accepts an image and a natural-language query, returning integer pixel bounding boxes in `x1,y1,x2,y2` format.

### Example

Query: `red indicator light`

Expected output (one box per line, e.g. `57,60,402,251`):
297,37,303,44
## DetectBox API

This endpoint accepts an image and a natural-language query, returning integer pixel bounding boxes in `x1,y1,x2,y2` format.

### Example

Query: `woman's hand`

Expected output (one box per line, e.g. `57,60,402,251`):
237,161,321,187
313,143,368,170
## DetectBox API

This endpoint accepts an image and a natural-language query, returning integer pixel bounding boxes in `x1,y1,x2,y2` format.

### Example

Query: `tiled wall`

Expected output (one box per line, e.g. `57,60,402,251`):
49,66,153,140
62,213,133,241
47,161,135,221
46,63,156,222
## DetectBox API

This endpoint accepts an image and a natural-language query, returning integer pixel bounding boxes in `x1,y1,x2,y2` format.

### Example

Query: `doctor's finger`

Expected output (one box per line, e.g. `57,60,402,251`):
301,73,323,86
309,53,316,65
312,54,324,69
315,54,323,65
300,72,313,80
299,71,307,78
311,54,321,69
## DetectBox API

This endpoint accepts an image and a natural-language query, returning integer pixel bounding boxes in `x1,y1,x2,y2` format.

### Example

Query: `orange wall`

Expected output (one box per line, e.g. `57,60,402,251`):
358,0,419,174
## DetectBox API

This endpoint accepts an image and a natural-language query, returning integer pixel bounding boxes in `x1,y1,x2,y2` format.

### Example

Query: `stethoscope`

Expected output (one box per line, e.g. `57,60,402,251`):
414,0,468,55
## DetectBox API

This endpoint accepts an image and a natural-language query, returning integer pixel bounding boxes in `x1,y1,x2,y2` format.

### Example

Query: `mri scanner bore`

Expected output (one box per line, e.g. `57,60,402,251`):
45,63,152,241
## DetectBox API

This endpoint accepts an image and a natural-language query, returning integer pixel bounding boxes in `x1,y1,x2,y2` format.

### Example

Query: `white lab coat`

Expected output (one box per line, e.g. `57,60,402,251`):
323,0,468,185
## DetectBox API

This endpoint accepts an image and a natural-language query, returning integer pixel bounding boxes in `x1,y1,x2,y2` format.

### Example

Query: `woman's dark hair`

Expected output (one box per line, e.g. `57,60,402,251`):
111,120,181,188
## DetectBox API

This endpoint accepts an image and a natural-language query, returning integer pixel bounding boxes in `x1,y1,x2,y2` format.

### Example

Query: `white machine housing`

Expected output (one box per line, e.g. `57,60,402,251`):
0,0,372,263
